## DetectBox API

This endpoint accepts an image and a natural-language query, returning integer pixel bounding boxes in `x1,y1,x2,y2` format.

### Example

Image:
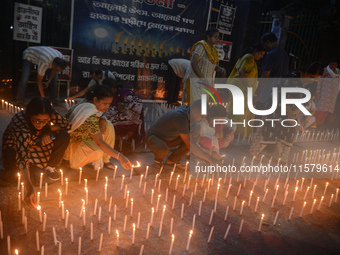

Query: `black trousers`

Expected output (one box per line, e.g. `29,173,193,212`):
166,67,182,104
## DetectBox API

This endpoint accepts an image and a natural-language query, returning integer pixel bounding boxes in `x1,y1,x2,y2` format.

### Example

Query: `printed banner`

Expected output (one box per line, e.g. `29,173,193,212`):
216,5,236,35
52,47,73,81
71,0,211,100
216,40,232,62
13,2,42,43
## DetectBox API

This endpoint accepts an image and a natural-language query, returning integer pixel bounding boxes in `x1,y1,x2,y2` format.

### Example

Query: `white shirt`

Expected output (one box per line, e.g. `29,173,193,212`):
168,59,190,78
88,70,115,88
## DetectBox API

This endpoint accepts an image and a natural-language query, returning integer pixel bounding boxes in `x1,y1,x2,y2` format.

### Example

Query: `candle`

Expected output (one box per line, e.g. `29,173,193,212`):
317,196,324,210
90,222,93,240
169,234,175,254
194,182,198,196
181,203,184,219
198,200,202,216
96,167,100,182
18,192,21,211
170,217,174,234
17,173,21,191
15,249,18,255
43,213,47,232
310,199,316,214
165,188,168,203
125,190,130,209
79,167,82,185
124,185,127,199
84,179,88,189
58,189,62,208
41,245,45,255
209,209,214,225
150,208,154,226
169,172,173,186
85,188,88,205
36,231,40,251
146,223,151,240
37,205,42,223
60,170,63,186
65,210,69,229
299,201,306,217
151,189,154,205
255,197,260,212
233,196,237,211
0,221,3,239
22,207,25,224
182,184,186,198
121,175,125,191
123,215,127,232
223,224,231,240
65,178,68,196
336,188,339,202
240,201,245,215
248,190,253,206
24,216,27,234
109,196,113,212
82,207,86,226
238,219,244,235
207,226,214,243
114,204,117,221
79,199,85,217
70,224,74,243
21,182,24,200
143,181,147,196
78,236,81,255
7,236,10,255
258,214,264,231
45,182,48,198
323,182,329,195
237,184,242,196
130,223,135,244
139,174,143,188
293,187,298,201
137,212,141,229
289,207,294,220
192,213,196,230
172,195,176,210
158,179,161,193
98,207,102,223
94,198,98,215
104,184,107,201
186,230,193,250
273,211,279,225
226,184,232,198
329,194,334,207
300,178,304,191
116,230,119,246
53,226,57,246
224,205,229,221
130,199,134,216
99,233,103,251
207,179,211,193
312,185,317,198
155,173,159,187
303,186,310,200
156,195,161,213
61,201,65,220
145,166,149,179
283,191,288,205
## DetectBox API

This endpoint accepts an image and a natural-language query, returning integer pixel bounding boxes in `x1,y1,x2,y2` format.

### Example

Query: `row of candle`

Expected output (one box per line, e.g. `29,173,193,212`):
1,99,24,114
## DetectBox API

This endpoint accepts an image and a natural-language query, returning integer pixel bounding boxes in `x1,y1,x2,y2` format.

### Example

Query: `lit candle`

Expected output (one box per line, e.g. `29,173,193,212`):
21,182,24,200
58,189,62,208
98,207,102,223
303,186,310,200
248,190,253,206
151,189,154,205
181,203,184,219
169,172,173,186
137,212,141,229
99,233,103,251
70,224,74,243
240,201,245,215
15,249,18,255
150,208,154,226
82,207,86,226
299,201,306,217
323,182,329,195
238,219,244,235
258,214,264,231
45,182,48,198
116,230,119,246
312,185,317,198
60,170,63,186
84,179,88,189
336,188,339,202
18,192,21,211
125,190,130,209
329,194,334,207
146,223,151,240
172,195,176,210
255,197,260,212
65,178,68,196
43,212,47,232
65,210,69,229
293,187,298,201
317,196,324,210
61,201,65,220
310,199,316,214
79,167,82,185
169,234,175,254
139,174,143,189
36,231,40,252
207,226,214,243
130,198,134,216
145,166,149,179
121,175,125,191
17,173,21,191
156,195,161,213
91,222,93,240
300,178,304,191
160,205,166,227
104,184,107,201
37,205,42,223
186,230,193,250
132,223,136,244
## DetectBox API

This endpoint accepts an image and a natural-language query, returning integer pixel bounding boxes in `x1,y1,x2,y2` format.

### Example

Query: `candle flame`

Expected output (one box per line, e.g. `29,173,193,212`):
133,223,135,228
172,234,174,240
116,230,119,235
190,230,193,235
18,173,20,177
58,189,61,193
132,161,141,168
164,205,166,209
15,250,18,255
152,207,154,212
37,205,41,210
80,167,82,171
131,198,133,202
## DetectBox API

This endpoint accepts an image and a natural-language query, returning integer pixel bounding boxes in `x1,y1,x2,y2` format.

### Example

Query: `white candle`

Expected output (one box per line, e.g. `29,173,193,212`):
223,223,231,240
318,196,324,210
139,174,143,188
186,230,193,250
130,168,133,180
209,209,214,225
323,182,329,196
156,195,161,213
36,231,40,251
143,181,147,196
248,190,253,206
207,226,214,243
121,175,125,191
289,207,294,220
145,166,149,179
37,205,42,223
170,217,174,234
114,204,117,221
226,184,232,198
175,175,180,190
181,203,184,219
194,182,198,196
310,199,317,214
22,207,25,224
70,224,74,243
293,187,298,201
335,188,339,202
123,215,127,232
45,182,48,198
137,212,141,229
60,170,63,186
237,184,242,196
189,192,193,207
158,179,161,193
109,196,113,212
0,221,3,239
61,202,64,220
104,184,107,201
132,223,136,243
130,199,134,216
273,211,279,225
84,188,88,205
90,222,93,240
150,207,154,226
198,200,202,216
65,210,69,229
151,189,154,205
172,195,176,210
312,185,317,198
124,185,127,199
82,207,86,226
21,182,24,200
240,201,245,215
65,178,68,196
155,173,159,187
84,179,88,189
300,178,304,191
255,197,260,212
24,216,27,234
125,191,130,209
53,226,57,246
146,223,151,240
58,189,62,208
238,219,244,235
283,191,288,205
58,242,62,255
79,168,82,185
203,189,207,203
7,235,10,255
329,194,334,207
192,214,196,230
78,236,81,255
258,214,264,231
116,230,119,246
94,198,98,215
233,196,237,211
165,188,168,203
18,192,21,211
224,205,229,221
168,234,175,254
299,201,306,217
98,207,102,223
263,188,268,202
182,184,186,198
99,233,103,251
96,167,100,182
17,173,21,191
41,245,45,255
303,186,310,200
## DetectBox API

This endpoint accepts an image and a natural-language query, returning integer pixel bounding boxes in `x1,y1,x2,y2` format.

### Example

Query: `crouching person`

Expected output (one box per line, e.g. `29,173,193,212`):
2,98,70,207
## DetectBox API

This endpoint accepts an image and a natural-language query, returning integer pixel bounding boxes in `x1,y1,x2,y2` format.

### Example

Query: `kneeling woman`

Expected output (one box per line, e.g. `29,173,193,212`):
2,98,70,207
64,85,132,170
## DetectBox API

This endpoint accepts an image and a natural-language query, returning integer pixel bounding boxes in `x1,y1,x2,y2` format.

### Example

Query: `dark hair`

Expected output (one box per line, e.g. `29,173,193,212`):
26,97,54,117
261,32,278,43
242,43,265,56
85,85,113,102
90,69,103,76
102,77,120,90
53,57,67,69
329,57,339,64
208,104,227,119
205,28,219,40
306,62,324,76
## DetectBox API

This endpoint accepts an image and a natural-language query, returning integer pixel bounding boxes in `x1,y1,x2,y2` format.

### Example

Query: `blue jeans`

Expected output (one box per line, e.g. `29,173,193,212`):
17,59,58,102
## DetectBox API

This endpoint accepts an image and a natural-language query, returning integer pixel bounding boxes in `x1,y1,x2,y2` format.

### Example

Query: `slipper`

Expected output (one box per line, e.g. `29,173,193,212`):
165,160,186,170
104,162,117,170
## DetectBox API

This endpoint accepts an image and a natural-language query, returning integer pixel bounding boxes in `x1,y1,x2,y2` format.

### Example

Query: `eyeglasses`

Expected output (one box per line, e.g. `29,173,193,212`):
31,119,50,125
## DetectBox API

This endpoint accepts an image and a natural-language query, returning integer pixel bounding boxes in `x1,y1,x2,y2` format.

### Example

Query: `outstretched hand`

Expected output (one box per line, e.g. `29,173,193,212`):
119,155,133,170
